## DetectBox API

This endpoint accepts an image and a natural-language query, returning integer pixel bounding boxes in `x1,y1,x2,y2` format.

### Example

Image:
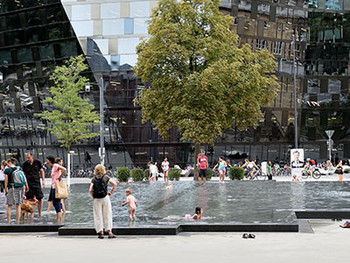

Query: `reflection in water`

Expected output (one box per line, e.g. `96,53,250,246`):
1,181,350,226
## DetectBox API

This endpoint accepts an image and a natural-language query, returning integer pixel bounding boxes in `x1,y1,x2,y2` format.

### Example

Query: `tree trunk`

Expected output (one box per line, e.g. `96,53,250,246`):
193,143,200,181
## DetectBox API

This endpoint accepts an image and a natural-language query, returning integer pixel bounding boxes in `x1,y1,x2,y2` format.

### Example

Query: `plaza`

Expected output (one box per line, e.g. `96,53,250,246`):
0,0,350,261
0,220,349,263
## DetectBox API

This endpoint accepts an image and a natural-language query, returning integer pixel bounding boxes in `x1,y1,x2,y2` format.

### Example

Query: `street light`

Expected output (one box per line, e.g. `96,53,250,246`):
99,77,105,165
292,32,298,149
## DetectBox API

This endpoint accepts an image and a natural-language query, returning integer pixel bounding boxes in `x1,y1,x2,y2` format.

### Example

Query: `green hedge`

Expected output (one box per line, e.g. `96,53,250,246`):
229,167,244,180
206,168,212,181
144,168,150,180
117,167,130,182
131,168,144,181
169,168,181,181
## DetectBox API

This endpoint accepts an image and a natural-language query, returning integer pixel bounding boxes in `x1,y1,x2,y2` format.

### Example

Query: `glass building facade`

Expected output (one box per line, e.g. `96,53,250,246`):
0,0,349,169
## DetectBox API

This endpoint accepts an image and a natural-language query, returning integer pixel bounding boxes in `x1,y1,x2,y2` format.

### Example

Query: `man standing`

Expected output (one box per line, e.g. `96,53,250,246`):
197,149,208,184
23,152,45,217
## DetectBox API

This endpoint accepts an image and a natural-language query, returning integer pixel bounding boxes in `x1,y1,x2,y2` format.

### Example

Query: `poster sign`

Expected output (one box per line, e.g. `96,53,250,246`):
291,149,304,179
291,149,304,168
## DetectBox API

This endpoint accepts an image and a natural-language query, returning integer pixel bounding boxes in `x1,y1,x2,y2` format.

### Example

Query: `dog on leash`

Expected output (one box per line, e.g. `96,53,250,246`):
20,199,38,220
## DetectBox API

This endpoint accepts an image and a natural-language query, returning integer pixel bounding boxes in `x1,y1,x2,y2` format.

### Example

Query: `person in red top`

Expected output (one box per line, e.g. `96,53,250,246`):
197,149,208,184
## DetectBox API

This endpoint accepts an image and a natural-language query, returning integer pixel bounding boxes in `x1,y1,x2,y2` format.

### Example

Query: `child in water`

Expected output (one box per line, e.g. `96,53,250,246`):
121,189,137,221
168,207,203,220
292,174,299,182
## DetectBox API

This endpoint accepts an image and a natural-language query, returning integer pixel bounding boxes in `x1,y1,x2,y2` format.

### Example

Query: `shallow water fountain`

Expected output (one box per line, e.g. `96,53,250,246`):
2,181,350,228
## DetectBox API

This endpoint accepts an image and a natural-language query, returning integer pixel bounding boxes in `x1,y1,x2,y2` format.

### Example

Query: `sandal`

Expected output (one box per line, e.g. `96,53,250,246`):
249,234,256,239
98,232,104,239
108,231,116,238
242,233,249,239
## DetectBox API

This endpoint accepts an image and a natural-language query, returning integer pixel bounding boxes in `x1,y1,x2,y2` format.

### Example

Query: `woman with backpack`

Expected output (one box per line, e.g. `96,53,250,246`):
4,158,28,223
89,164,117,239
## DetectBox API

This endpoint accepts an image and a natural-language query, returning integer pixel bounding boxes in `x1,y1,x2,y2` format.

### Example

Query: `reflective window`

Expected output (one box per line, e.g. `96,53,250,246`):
134,18,148,34
60,40,77,58
72,5,91,21
130,2,150,18
46,5,65,24
71,20,94,37
103,19,124,36
17,47,32,63
101,3,121,19
118,38,140,54
328,79,341,94
40,45,55,60
0,50,12,66
5,30,24,46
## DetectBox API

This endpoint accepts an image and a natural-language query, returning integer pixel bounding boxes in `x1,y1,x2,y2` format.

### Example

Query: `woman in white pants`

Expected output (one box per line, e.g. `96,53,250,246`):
89,164,117,239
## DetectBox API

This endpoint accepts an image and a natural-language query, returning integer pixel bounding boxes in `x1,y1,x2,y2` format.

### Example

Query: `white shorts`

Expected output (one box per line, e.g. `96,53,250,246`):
151,172,157,178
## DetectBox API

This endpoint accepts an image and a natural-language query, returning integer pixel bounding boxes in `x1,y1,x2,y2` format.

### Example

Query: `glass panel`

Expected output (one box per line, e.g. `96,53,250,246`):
124,18,134,34
60,41,77,58
39,45,55,60
120,54,138,66
71,20,94,37
130,2,150,18
103,19,124,36
101,3,121,19
72,4,91,21
0,50,12,66
134,18,148,34
328,79,341,94
118,38,140,54
94,39,109,55
17,47,32,63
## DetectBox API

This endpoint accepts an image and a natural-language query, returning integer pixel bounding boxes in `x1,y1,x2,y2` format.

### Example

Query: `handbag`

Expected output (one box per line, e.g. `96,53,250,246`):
55,180,68,199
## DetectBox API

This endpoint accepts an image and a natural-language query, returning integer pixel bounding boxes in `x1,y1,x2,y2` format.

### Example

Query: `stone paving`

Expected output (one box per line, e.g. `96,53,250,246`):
0,219,348,263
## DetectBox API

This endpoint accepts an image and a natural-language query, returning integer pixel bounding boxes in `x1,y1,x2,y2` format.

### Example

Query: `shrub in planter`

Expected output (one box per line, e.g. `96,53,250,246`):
229,167,244,180
206,168,213,181
117,167,130,182
144,168,150,180
131,168,144,181
169,168,182,181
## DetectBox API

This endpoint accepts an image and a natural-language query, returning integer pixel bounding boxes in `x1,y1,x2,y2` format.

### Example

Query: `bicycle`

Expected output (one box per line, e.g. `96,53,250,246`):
301,168,321,179
245,169,261,180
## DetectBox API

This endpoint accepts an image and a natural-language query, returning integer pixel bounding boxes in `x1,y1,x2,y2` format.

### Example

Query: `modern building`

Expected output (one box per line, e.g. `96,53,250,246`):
0,0,349,169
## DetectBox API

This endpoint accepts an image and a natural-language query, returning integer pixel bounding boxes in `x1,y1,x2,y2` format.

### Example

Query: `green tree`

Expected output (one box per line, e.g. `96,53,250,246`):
36,55,99,152
134,0,278,175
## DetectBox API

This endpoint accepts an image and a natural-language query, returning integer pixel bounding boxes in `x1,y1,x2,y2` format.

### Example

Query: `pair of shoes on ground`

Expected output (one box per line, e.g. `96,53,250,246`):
98,231,117,239
242,233,255,239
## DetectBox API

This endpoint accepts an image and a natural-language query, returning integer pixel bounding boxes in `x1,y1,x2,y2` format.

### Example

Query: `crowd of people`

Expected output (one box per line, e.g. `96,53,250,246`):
0,153,67,223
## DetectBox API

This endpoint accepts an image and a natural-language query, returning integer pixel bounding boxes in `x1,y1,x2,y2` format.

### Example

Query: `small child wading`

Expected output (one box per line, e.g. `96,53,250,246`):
121,189,137,221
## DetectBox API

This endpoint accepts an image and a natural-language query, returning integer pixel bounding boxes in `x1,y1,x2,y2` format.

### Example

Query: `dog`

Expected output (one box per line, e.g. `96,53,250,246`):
20,199,37,220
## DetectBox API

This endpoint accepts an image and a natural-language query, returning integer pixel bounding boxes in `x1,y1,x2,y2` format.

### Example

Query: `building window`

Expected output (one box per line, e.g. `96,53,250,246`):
277,23,282,31
262,40,269,50
256,39,262,50
274,41,283,55
264,21,269,30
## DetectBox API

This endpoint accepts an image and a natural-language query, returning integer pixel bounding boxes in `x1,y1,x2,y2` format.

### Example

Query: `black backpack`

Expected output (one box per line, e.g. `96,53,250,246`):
92,175,107,199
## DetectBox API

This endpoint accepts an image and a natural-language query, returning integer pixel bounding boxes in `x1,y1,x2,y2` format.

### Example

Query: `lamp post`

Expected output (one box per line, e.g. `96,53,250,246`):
99,77,105,165
292,32,298,149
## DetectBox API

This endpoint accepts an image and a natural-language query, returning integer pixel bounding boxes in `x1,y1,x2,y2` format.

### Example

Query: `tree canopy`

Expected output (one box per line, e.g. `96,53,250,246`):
36,55,99,151
134,0,279,145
